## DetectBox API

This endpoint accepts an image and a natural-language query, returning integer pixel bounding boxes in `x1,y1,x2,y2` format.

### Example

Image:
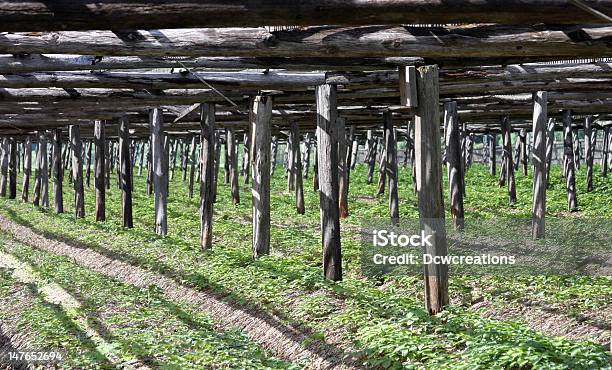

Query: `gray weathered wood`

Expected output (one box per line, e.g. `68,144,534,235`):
502,116,516,204
399,65,418,108
602,126,609,177
545,118,555,187
252,96,273,258
188,135,197,199
489,133,497,176
227,128,240,205
384,111,399,224
337,117,349,219
151,108,168,235
414,65,448,315
119,116,133,228
562,110,578,211
94,121,106,220
7,139,16,199
69,125,85,218
0,139,8,197
585,116,594,192
316,84,342,281
376,136,386,196
200,103,216,250
531,91,547,238
519,129,528,176
366,130,377,184
52,128,63,213
444,101,464,231
291,121,305,215
302,133,312,179
21,136,31,202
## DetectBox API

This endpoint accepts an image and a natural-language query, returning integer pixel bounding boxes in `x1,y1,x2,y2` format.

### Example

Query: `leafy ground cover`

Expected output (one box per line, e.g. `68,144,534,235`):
0,158,610,369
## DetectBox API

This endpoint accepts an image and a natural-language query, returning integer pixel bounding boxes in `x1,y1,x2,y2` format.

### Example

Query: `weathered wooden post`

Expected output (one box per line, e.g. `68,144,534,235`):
489,133,497,176
291,121,305,215
313,144,319,191
302,133,312,179
151,108,168,235
242,132,251,185
337,117,349,219
223,135,230,184
602,127,609,177
562,110,578,211
345,126,354,198
52,129,63,213
376,136,386,196
69,125,85,218
286,127,296,192
545,118,555,187
94,120,106,221
252,95,273,258
118,116,133,228
415,65,448,315
502,116,516,205
585,116,594,192
187,134,197,198
85,140,92,187
8,138,16,199
41,132,49,207
0,138,7,197
531,91,547,239
316,84,342,281
105,140,112,190
366,130,376,184
444,101,464,230
270,136,278,176
33,134,44,206
350,133,358,170
519,129,528,176
200,103,216,250
21,136,31,202
384,111,399,224
227,128,240,205
573,127,581,170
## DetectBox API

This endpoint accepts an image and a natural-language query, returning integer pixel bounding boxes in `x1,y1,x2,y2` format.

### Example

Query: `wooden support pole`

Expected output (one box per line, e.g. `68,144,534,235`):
337,117,349,219
213,132,221,203
169,138,179,180
151,108,168,235
52,128,63,213
376,136,387,196
489,133,497,176
602,127,609,177
94,120,106,220
32,133,45,206
531,91,547,239
562,110,578,211
502,116,516,205
573,127,581,170
85,140,92,187
415,65,448,315
313,144,319,192
8,138,16,199
316,84,342,281
0,138,7,197
200,103,216,250
227,128,240,205
444,101,465,230
366,130,377,184
519,129,528,176
242,132,251,185
223,137,230,184
545,118,555,187
384,111,399,224
350,133,358,170
287,128,296,192
291,121,305,215
399,65,418,108
302,133,312,179
188,135,197,199
21,136,31,202
346,126,355,196
119,116,133,228
41,132,49,207
69,125,85,218
252,96,273,258
585,116,594,192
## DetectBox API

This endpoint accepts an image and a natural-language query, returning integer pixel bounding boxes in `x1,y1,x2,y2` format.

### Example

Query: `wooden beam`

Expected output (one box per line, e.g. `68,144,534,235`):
52,128,63,213
69,125,85,218
444,101,464,231
252,96,273,258
316,84,342,281
200,103,216,250
119,116,133,228
2,25,611,59
531,91,547,239
3,1,610,31
151,108,168,235
414,65,448,315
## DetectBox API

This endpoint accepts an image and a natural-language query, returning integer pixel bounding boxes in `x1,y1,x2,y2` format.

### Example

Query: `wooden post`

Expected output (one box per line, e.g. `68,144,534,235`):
519,129,528,176
33,133,44,206
187,134,196,198
52,128,63,213
346,126,354,196
302,133,312,179
316,84,342,281
489,133,497,176
41,132,49,207
242,132,251,185
573,127,581,170
223,136,230,184
601,127,609,177
94,120,106,220
415,65,448,315
227,128,240,205
444,101,464,230
21,136,31,202
502,116,516,205
313,144,319,192
0,138,7,197
290,121,305,215
69,125,85,218
270,136,278,176
562,110,578,211
151,108,168,235
85,140,92,187
384,111,399,224
399,65,418,108
376,136,386,196
213,132,221,203
252,95,273,258
8,138,16,199
200,103,216,249
585,116,594,192
531,91,547,239
337,117,349,219
118,116,133,228
545,118,555,187
366,130,376,184
105,140,111,190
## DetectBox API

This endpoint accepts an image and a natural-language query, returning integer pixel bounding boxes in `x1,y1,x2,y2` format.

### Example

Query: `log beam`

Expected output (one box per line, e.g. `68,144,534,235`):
252,96,273,258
